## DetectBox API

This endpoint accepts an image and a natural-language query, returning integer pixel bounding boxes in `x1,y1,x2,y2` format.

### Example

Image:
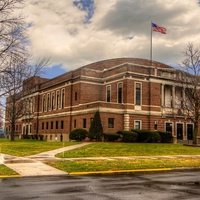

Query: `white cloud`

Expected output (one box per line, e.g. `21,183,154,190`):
24,0,200,71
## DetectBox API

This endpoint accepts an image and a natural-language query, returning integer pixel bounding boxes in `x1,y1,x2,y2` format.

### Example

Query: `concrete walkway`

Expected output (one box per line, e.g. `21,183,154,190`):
1,143,90,177
28,143,90,161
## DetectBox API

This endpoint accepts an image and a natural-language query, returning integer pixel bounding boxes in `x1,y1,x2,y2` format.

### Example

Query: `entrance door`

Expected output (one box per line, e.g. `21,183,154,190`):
165,122,173,134
177,123,183,140
187,124,193,140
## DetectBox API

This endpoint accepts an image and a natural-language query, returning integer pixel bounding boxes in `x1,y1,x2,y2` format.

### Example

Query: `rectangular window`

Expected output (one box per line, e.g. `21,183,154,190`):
118,83,123,103
46,122,49,130
42,122,44,130
106,85,111,102
165,122,173,134
75,92,78,101
83,118,87,128
74,119,76,128
134,120,141,130
108,118,114,128
61,120,64,129
56,121,58,129
34,123,36,130
135,83,142,106
51,121,53,129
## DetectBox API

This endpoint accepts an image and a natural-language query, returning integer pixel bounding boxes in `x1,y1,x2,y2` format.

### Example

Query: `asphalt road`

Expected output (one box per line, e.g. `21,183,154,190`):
0,170,200,200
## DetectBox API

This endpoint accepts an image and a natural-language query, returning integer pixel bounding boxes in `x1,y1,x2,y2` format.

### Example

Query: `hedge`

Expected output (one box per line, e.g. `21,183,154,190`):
132,129,161,143
103,133,120,142
117,131,138,143
69,129,88,141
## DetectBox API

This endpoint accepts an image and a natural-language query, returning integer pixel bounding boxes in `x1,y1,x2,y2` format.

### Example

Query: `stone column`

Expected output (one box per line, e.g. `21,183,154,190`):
161,84,165,107
172,86,175,108
124,114,130,131
182,87,185,106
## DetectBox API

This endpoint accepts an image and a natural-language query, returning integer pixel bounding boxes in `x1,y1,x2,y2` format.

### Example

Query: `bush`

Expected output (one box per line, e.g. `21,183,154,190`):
132,129,161,143
70,129,88,141
118,131,138,143
21,134,31,139
39,135,44,141
158,131,173,143
103,133,120,142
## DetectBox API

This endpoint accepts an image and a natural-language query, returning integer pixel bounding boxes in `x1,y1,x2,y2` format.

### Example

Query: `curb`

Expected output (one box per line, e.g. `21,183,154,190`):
0,175,21,179
69,167,200,176
69,168,173,175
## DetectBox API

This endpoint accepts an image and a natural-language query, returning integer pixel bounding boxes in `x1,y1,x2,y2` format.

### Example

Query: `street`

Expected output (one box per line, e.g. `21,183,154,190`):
0,170,200,200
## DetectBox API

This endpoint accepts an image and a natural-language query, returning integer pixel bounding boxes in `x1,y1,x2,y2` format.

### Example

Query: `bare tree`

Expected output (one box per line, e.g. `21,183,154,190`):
178,43,200,144
0,0,25,69
0,55,48,141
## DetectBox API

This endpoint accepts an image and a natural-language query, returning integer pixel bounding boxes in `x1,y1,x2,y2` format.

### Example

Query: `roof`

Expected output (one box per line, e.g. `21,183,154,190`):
82,58,173,71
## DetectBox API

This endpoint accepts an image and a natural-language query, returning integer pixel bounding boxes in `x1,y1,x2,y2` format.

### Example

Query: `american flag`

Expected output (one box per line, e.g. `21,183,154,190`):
152,23,166,34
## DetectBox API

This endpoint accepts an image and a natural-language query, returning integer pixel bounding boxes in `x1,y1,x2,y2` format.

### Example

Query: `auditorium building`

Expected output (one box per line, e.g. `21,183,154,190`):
5,58,199,142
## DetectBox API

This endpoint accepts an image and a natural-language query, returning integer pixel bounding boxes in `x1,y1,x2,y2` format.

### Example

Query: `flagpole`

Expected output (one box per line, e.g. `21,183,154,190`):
150,20,153,65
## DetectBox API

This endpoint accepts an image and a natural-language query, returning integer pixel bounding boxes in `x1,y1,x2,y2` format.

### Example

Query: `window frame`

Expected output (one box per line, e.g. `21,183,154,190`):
83,118,87,128
108,118,114,128
134,120,142,130
135,82,142,106
106,85,111,102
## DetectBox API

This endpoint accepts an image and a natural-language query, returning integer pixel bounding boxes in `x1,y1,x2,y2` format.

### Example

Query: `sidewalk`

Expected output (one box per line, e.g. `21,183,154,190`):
28,143,90,161
1,143,90,177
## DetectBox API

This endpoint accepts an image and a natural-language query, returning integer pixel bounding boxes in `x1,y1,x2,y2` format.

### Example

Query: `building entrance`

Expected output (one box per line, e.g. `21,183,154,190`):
176,123,183,140
187,124,193,140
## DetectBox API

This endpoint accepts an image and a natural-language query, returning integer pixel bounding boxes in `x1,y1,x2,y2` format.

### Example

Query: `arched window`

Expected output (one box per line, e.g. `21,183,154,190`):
51,92,55,110
47,93,50,111
56,90,60,109
61,89,65,109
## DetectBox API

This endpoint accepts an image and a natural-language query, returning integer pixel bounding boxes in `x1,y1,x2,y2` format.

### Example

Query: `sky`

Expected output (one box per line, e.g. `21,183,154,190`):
24,0,200,78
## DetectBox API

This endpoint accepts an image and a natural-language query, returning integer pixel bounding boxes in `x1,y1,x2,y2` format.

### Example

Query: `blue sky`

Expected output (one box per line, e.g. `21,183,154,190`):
73,0,95,23
42,65,66,79
24,0,200,78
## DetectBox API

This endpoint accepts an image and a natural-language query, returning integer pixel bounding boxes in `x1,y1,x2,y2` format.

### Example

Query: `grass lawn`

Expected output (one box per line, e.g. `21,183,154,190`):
57,143,200,158
0,139,79,157
0,165,18,176
48,158,200,173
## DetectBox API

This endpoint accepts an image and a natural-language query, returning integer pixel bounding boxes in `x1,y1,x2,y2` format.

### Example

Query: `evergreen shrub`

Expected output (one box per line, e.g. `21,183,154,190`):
69,129,88,141
118,131,138,143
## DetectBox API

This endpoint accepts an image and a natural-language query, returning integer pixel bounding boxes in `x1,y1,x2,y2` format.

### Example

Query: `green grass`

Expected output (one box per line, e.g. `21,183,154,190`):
57,143,200,158
0,139,79,157
48,158,200,173
0,165,18,176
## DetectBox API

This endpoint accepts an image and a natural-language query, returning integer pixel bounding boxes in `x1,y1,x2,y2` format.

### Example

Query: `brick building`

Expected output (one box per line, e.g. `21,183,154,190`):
5,58,200,142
